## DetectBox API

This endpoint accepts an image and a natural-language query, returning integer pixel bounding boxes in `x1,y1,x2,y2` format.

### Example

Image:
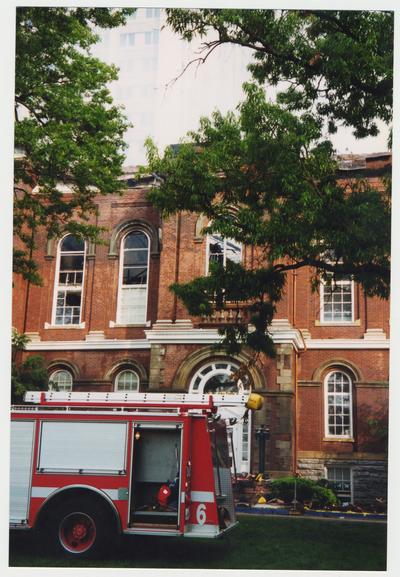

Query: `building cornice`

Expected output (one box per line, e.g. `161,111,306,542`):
305,339,390,350
25,339,150,351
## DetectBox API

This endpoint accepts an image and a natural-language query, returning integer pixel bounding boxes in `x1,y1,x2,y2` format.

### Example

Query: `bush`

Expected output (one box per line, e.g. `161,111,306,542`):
269,476,337,508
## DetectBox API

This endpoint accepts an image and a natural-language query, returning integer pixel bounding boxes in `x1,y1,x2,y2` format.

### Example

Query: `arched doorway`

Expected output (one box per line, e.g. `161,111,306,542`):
189,360,251,474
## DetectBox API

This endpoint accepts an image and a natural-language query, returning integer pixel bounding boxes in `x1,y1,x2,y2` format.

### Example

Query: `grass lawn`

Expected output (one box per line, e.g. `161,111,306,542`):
9,514,387,571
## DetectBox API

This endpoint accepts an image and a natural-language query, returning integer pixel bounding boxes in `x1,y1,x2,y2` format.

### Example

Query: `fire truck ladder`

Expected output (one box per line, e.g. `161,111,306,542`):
19,390,253,412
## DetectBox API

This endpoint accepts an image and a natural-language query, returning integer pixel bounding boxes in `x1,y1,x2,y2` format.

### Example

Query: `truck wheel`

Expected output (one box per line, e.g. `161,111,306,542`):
50,498,114,557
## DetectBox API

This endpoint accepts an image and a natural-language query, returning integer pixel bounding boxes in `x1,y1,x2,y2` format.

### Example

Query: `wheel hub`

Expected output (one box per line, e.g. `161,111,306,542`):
59,511,97,553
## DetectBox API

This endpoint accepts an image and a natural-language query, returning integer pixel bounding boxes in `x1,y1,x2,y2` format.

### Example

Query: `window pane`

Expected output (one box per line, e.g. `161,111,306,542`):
65,292,81,306
60,235,84,252
60,255,84,271
123,267,147,285
225,239,242,264
124,232,148,249
124,250,148,266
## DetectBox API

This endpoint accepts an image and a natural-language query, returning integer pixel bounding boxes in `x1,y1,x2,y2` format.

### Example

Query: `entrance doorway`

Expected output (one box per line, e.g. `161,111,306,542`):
189,361,251,474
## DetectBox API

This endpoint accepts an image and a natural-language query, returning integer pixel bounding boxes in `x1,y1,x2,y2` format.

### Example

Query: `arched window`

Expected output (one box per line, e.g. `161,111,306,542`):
117,231,149,324
52,235,86,325
115,369,140,392
325,370,353,438
190,361,249,394
206,233,242,274
49,369,73,392
189,360,251,473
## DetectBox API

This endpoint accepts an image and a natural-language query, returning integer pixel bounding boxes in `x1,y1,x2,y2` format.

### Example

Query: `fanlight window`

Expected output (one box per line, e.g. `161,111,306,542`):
53,235,85,325
49,369,73,392
190,361,249,395
115,370,139,392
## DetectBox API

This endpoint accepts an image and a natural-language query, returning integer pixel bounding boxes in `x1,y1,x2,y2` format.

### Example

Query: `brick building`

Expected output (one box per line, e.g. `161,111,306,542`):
13,153,390,506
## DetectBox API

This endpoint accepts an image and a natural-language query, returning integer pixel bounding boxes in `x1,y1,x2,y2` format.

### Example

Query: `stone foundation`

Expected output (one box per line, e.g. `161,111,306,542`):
297,458,387,506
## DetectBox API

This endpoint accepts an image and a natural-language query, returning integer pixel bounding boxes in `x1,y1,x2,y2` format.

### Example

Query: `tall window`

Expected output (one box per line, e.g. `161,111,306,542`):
117,231,149,324
49,369,73,392
115,369,139,392
206,233,242,273
53,235,85,325
321,275,354,323
325,371,353,438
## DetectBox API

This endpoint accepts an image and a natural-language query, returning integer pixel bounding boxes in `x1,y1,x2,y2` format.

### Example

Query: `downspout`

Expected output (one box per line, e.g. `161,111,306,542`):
172,212,181,322
22,228,36,334
292,268,298,474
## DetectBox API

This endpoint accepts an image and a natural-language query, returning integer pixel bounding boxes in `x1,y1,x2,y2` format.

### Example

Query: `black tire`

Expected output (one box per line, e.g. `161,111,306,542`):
47,497,116,558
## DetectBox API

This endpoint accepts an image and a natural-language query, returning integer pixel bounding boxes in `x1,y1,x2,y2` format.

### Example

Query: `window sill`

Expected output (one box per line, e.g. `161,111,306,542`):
109,320,151,328
315,319,361,327
323,437,354,443
45,322,85,329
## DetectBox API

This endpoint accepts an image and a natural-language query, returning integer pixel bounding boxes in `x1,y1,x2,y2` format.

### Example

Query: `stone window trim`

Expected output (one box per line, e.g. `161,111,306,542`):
47,360,79,381
105,359,148,386
46,236,95,259
312,359,362,384
172,346,266,392
108,219,160,259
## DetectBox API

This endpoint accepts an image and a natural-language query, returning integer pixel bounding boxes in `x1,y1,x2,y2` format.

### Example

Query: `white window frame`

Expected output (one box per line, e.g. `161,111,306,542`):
114,369,140,392
51,235,86,327
325,465,354,504
205,233,243,275
320,275,354,324
324,370,353,439
116,230,150,325
49,369,73,392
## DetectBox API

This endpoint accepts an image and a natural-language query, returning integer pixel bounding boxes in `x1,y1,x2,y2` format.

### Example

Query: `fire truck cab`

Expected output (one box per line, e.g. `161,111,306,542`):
10,390,262,556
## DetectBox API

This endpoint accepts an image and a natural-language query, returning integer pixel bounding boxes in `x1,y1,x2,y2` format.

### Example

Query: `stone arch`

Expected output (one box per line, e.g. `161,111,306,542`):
105,359,148,384
108,219,160,258
173,346,265,391
194,214,209,242
45,235,95,259
312,358,362,383
47,359,80,379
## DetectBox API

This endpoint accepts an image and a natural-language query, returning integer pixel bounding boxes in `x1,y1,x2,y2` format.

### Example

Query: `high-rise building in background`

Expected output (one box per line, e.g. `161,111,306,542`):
92,8,252,165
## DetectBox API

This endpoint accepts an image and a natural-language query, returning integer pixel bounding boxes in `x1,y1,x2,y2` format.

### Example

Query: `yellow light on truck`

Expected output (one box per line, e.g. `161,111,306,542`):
246,393,263,411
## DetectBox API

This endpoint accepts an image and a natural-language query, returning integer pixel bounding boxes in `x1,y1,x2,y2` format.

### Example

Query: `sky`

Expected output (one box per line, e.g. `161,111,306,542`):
91,8,390,166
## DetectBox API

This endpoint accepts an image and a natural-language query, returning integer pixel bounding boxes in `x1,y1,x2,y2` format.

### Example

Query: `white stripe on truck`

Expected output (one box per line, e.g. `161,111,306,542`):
190,491,215,503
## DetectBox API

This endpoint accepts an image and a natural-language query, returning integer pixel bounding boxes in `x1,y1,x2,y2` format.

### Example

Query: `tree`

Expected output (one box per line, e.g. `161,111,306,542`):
165,9,393,138
11,329,48,403
145,9,392,356
14,7,135,284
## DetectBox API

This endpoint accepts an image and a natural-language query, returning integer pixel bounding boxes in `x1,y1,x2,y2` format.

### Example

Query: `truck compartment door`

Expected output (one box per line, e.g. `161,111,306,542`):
10,421,35,524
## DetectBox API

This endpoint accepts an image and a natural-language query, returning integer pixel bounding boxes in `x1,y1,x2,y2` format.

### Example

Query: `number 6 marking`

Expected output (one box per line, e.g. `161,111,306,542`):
196,503,206,525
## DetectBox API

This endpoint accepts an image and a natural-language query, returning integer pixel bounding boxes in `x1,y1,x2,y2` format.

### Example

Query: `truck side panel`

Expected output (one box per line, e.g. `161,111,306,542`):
10,421,35,524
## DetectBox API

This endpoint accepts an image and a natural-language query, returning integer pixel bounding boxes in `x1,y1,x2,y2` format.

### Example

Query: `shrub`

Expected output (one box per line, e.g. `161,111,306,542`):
269,476,337,508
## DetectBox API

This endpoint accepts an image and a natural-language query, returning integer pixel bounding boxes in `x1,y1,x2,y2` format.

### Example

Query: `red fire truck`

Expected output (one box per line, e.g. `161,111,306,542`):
10,390,262,556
